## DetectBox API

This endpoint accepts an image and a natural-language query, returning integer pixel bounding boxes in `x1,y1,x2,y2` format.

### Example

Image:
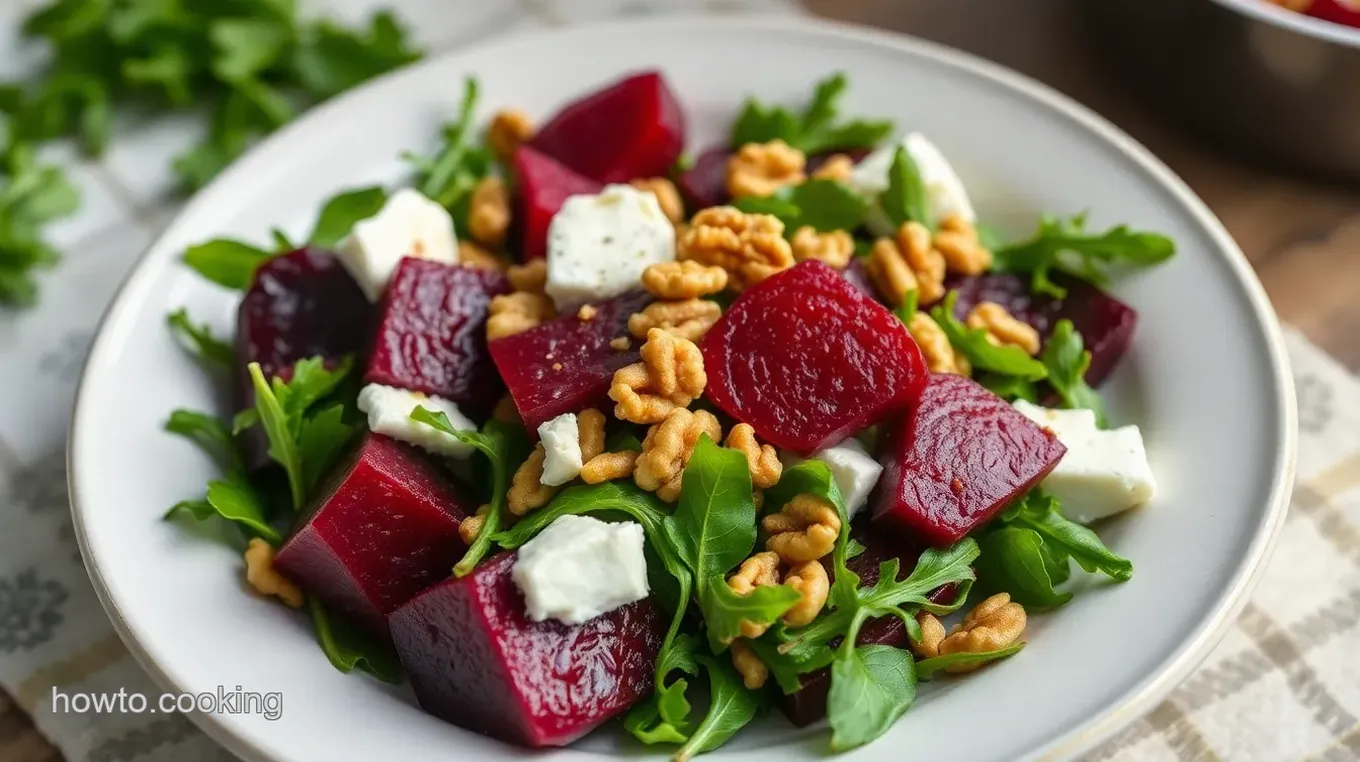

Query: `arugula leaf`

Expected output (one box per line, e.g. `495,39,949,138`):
879,145,930,230
247,357,356,510
930,291,1048,380
975,526,1072,610
161,409,280,544
732,194,800,226
699,580,800,651
308,186,386,249
625,632,700,745
731,72,892,154
307,598,403,683
0,141,78,306
166,308,233,368
854,541,979,617
976,373,1039,403
182,239,272,290
827,645,916,751
1041,319,1107,427
297,404,356,492
210,18,291,83
409,409,529,577
1006,492,1132,582
846,538,868,560
406,76,493,226
493,481,668,548
993,213,1176,298
674,653,764,762
893,289,919,326
663,434,757,584
165,409,236,465
292,11,421,100
732,179,868,232
915,642,1024,680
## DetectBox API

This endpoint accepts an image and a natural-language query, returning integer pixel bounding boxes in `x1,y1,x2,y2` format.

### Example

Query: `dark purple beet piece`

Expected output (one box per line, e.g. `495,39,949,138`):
364,257,510,415
702,261,928,456
945,272,1137,386
274,433,476,641
842,257,878,300
873,374,1066,547
488,289,651,434
515,145,603,261
388,552,664,746
235,247,371,469
678,145,731,209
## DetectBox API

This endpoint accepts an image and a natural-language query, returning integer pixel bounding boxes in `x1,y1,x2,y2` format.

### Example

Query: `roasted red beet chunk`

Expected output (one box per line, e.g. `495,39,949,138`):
274,434,476,641
873,374,1066,546
677,145,731,209
530,71,685,184
702,261,928,456
514,145,603,261
389,552,664,746
489,290,650,434
945,272,1137,386
365,258,510,414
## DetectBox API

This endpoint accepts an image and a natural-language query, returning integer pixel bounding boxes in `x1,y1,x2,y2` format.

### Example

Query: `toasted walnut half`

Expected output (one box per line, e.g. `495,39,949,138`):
578,408,606,462
459,504,490,544
763,494,841,563
244,538,303,609
725,423,782,490
791,226,855,270
468,176,511,247
680,206,794,290
641,260,729,300
628,299,722,343
508,443,559,515
729,638,769,690
936,593,1027,673
487,108,534,161
581,450,640,484
933,213,993,276
609,328,707,424
635,408,722,502
726,551,782,639
909,311,970,376
726,139,806,199
966,302,1041,356
459,241,507,271
487,292,555,340
910,610,948,659
781,560,830,627
507,259,547,294
629,177,685,223
811,153,855,182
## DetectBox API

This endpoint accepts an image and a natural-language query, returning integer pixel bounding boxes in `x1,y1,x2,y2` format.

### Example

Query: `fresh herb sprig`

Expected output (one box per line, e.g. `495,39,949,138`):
929,291,1048,380
733,178,869,233
403,77,494,231
992,212,1175,299
731,72,893,155
0,138,78,306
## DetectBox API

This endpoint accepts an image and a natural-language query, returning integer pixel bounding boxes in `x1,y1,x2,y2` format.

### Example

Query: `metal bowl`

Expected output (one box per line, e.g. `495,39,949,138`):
1085,0,1360,180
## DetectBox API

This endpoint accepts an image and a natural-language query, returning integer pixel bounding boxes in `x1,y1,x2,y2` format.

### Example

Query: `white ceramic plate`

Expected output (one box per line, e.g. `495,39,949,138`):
69,16,1296,762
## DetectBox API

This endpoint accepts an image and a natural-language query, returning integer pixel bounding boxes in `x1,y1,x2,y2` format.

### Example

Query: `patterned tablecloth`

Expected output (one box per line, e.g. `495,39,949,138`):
1,1,1356,760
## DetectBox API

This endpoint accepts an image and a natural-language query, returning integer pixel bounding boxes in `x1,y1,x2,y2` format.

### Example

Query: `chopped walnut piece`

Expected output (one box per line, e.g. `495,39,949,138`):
244,538,303,609
581,450,639,483
725,423,782,490
936,593,1027,673
634,408,722,502
726,551,782,639
506,259,547,294
459,504,490,544
610,336,632,351
627,299,722,343
629,177,685,223
727,139,807,198
577,408,606,462
781,560,830,627
966,302,1041,356
641,260,729,300
729,638,768,690
609,328,707,424
908,312,970,376
487,108,534,160
468,176,511,247
933,213,993,276
866,222,946,306
577,304,598,321
508,443,559,515
680,206,794,290
911,611,948,659
763,493,841,563
487,292,555,339
811,153,855,182
458,241,507,271
790,226,854,270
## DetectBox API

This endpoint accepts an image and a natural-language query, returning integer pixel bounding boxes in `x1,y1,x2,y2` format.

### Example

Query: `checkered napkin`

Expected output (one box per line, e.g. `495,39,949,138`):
0,1,1356,761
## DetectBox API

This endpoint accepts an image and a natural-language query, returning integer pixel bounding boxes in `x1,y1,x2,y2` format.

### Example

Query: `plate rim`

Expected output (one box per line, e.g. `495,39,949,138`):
67,13,1298,762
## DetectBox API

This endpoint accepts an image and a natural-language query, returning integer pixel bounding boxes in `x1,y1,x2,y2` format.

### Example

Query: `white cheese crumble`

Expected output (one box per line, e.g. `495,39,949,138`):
512,515,650,625
336,188,459,302
1013,400,1157,524
850,132,977,229
544,184,675,309
356,383,476,459
537,413,583,487
783,437,884,519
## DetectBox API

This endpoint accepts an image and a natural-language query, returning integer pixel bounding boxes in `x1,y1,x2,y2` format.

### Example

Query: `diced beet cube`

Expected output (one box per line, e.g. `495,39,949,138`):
873,374,1066,546
678,145,731,210
515,145,603,261
235,247,372,470
489,289,651,434
945,272,1138,386
530,71,685,184
388,552,664,746
274,434,476,641
702,261,928,456
364,258,510,414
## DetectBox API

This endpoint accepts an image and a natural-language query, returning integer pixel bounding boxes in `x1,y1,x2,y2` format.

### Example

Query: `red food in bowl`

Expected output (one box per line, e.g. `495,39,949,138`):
514,145,603,261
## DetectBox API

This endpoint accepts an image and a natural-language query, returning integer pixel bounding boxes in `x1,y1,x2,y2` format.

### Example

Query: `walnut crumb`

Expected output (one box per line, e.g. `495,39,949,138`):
551,362,563,371
610,336,631,351
578,304,598,321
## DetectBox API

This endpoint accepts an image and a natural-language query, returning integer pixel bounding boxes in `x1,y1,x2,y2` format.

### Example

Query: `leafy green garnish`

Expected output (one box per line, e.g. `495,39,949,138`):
1041,319,1107,427
731,72,892,155
827,644,916,752
625,633,700,745
307,186,386,249
166,308,233,368
976,373,1038,403
492,481,667,548
880,145,929,230
161,409,279,545
992,212,1175,298
403,77,493,230
0,141,78,306
1003,492,1132,582
664,435,757,588
930,291,1048,380
915,642,1025,680
674,653,764,762
975,526,1071,610
733,178,869,233
307,598,403,683
183,239,272,290
893,289,920,326
409,408,529,577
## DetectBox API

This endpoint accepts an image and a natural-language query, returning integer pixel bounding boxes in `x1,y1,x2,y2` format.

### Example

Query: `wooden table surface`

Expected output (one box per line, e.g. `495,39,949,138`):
3,1,1356,760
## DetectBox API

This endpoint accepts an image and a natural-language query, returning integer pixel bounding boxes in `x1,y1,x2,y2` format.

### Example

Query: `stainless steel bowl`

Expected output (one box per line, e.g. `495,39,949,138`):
1085,0,1360,180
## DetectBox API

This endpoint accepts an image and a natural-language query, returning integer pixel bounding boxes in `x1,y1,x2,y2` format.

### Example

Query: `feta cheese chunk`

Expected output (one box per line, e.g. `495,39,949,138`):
850,132,977,226
1013,400,1157,524
512,515,649,625
783,438,884,519
544,184,676,309
357,383,476,459
337,188,459,302
537,413,583,487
